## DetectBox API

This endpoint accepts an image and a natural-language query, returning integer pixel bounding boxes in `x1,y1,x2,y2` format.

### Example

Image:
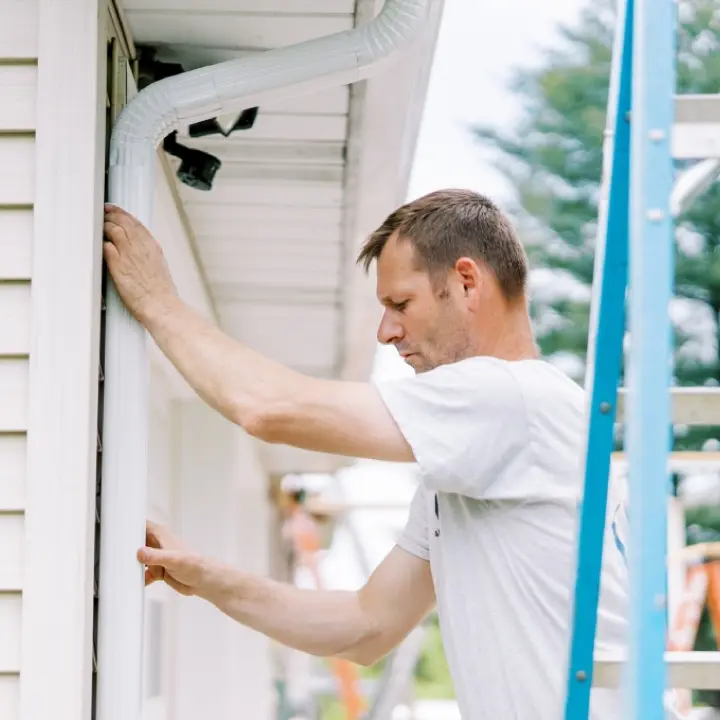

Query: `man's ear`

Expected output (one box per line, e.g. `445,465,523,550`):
454,257,481,294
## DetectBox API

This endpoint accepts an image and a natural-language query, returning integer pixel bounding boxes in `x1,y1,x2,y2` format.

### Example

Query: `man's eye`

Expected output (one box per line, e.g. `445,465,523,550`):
394,301,409,312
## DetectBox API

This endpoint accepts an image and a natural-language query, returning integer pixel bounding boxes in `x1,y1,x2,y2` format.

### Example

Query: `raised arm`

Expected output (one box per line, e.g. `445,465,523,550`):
140,523,435,666
103,205,414,463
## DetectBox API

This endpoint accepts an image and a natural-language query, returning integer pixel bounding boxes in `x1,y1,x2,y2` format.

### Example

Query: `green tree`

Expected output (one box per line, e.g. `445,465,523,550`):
472,0,720,685
473,0,720,398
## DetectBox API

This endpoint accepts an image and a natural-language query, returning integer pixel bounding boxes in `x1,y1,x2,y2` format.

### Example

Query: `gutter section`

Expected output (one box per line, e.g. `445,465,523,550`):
98,2,435,719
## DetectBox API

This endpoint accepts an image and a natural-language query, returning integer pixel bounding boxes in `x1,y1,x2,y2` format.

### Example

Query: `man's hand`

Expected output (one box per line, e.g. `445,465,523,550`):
139,520,208,597
103,204,179,324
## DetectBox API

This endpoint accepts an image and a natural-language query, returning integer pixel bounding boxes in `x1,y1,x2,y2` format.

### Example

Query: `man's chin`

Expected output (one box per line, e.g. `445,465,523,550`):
404,354,430,373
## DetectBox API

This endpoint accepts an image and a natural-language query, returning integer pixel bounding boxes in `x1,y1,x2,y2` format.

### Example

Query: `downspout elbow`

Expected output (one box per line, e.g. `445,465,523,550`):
109,0,433,175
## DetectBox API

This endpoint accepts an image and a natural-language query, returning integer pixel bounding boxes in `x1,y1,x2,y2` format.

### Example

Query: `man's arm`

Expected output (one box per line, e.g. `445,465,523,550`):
141,541,435,667
104,205,413,463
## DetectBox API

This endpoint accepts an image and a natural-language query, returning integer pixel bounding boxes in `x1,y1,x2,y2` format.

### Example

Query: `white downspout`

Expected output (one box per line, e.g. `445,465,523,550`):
98,1,434,718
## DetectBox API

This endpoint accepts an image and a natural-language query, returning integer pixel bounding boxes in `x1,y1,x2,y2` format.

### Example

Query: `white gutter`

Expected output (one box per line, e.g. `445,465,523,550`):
98,1,434,718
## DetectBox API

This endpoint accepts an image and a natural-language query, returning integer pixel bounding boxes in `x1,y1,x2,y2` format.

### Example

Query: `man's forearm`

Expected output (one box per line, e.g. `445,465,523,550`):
141,296,301,432
197,561,372,660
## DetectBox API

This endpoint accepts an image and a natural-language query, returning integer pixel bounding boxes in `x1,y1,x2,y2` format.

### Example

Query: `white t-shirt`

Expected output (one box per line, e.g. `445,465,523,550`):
374,357,630,720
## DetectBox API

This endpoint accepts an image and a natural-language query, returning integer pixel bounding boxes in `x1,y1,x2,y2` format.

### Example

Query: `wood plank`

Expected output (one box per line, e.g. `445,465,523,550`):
0,435,26,511
238,113,347,142
0,65,36,131
617,386,720,426
0,210,32,279
0,593,21,671
182,138,345,166
0,137,34,206
123,0,354,12
181,180,343,207
0,283,31,355
0,514,22,590
208,160,343,184
126,11,353,51
0,360,28,431
184,202,342,226
194,218,341,243
0,674,19,720
202,243,341,290
594,651,720,690
0,0,38,59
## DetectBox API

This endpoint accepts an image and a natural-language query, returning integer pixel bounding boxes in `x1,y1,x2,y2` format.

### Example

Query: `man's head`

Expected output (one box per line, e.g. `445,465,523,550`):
357,189,531,373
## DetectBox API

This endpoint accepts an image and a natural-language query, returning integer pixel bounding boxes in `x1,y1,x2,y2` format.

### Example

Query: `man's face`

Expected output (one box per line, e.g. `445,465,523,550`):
375,234,474,373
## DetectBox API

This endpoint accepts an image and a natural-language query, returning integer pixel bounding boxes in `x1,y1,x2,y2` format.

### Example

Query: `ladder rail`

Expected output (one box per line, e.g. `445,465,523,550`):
563,0,634,715
625,0,677,714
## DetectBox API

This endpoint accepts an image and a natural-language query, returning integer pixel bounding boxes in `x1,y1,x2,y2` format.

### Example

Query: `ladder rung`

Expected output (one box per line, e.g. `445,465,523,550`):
673,94,720,159
593,651,720,689
611,450,720,472
616,387,720,426
675,94,720,123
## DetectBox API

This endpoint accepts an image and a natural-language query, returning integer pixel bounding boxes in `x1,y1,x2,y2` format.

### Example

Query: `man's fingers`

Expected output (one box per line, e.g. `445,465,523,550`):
103,221,129,251
138,546,177,568
138,546,195,596
145,567,161,586
104,204,143,231
163,574,194,596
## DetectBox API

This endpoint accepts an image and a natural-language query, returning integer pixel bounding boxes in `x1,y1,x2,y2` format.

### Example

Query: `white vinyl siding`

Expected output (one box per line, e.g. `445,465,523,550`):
0,1,37,716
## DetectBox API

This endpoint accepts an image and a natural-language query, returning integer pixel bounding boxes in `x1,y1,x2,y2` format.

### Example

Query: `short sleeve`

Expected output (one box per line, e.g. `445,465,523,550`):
396,484,430,561
374,357,529,498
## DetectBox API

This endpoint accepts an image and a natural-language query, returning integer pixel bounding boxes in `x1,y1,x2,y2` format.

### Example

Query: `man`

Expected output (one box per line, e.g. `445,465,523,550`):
104,189,629,719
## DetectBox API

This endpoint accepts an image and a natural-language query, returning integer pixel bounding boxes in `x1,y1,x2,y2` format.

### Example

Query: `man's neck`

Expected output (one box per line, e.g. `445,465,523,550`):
478,303,539,362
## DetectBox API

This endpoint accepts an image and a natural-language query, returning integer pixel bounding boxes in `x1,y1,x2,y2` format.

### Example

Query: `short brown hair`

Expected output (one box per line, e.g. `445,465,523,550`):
357,189,528,301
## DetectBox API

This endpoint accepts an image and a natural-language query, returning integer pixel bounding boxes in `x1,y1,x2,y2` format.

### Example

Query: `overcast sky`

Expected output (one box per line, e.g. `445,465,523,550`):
408,0,582,204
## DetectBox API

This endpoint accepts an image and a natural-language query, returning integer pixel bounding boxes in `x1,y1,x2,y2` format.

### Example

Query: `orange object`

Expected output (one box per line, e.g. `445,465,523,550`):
667,547,720,714
283,495,366,719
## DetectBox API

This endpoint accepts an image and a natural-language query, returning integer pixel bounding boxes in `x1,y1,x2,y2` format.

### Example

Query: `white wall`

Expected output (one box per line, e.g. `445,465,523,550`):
171,399,275,720
0,0,36,710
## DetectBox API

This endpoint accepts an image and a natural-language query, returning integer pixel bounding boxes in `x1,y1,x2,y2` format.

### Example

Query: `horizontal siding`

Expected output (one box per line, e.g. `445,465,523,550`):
0,360,28,432
0,136,34,205
0,593,21,670
0,0,38,60
0,514,22,590
0,436,25,511
0,675,19,720
0,284,31,355
0,9,37,717
0,65,37,131
0,210,33,279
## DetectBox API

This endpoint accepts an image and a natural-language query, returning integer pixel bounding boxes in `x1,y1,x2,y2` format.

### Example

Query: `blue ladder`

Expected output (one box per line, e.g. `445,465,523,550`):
563,0,676,717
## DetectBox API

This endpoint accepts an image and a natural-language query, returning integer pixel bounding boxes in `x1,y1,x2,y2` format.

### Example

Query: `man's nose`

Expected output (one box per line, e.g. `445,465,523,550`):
377,310,403,345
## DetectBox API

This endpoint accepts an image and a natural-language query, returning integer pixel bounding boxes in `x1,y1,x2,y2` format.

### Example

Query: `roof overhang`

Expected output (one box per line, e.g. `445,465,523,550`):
118,0,443,473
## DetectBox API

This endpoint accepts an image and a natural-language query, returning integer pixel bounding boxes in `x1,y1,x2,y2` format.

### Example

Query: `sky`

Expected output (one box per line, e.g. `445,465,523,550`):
408,0,583,204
